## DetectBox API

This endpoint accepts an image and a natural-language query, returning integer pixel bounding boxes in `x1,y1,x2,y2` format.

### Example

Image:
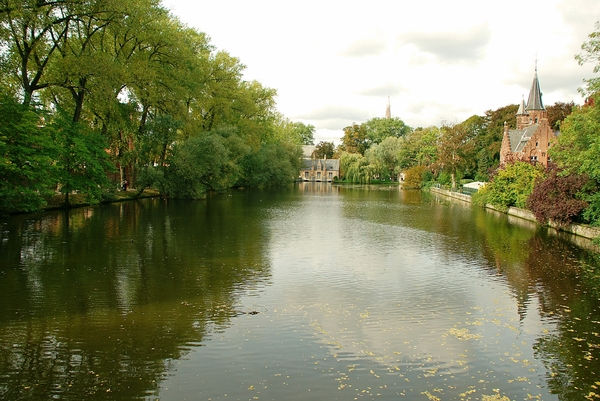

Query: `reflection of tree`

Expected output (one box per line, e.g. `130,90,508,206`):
477,214,600,401
0,195,271,400
529,247,600,401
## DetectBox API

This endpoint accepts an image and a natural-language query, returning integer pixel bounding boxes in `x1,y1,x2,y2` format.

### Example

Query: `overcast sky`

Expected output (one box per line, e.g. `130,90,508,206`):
162,0,600,144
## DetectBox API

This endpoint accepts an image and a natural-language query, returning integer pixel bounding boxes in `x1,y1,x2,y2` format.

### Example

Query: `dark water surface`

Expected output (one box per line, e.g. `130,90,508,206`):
1,184,600,401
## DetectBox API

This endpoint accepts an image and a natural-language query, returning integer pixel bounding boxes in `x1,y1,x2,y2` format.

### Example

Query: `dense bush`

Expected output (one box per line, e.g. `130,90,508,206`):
527,166,589,227
472,161,545,211
237,142,302,188
403,166,427,189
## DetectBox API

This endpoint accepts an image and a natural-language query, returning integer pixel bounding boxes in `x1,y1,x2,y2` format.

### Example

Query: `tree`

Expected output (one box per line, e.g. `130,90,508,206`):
546,101,575,130
290,122,315,145
472,161,545,211
0,0,74,105
576,21,600,95
460,114,491,180
436,123,474,189
365,136,402,180
363,117,411,145
339,152,372,183
551,95,600,225
237,141,302,188
527,165,588,228
51,113,114,206
0,0,305,208
313,141,335,159
162,134,233,198
339,123,368,155
403,165,428,189
0,93,57,212
477,104,519,179
397,126,439,169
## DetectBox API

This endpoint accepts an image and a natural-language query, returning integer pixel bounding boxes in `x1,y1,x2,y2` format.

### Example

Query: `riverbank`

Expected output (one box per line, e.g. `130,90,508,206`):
43,189,161,211
430,186,600,241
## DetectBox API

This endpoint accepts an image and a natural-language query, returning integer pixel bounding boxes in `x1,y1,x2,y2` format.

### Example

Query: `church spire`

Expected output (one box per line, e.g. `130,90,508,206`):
385,96,391,119
525,66,545,111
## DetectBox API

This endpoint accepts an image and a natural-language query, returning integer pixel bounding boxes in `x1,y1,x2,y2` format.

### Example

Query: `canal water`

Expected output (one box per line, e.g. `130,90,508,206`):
1,184,599,401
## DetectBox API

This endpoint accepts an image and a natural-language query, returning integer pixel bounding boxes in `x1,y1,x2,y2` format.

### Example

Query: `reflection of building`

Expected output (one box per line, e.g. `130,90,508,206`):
299,146,340,182
500,67,558,167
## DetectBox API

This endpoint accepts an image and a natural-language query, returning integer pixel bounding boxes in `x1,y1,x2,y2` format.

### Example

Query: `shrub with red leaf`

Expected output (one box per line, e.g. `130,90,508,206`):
527,165,589,228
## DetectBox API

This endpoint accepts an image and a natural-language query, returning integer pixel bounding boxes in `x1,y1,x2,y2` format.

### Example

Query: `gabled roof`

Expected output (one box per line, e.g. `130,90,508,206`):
525,70,545,111
301,158,340,171
508,125,540,153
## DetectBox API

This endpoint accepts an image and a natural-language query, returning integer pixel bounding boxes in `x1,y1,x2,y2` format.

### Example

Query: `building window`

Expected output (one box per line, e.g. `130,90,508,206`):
317,172,321,179
328,172,332,178
304,171,309,178
536,141,538,147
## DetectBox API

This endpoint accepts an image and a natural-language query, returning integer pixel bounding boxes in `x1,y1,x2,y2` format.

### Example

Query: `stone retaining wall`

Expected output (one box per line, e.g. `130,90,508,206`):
429,187,600,240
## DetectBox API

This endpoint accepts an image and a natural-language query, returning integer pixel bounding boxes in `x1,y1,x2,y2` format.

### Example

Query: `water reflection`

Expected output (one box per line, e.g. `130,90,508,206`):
0,196,272,400
0,187,599,400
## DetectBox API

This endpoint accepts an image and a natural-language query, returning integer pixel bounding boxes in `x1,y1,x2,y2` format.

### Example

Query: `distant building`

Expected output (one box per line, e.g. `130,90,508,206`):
385,96,391,119
499,68,559,167
299,145,340,182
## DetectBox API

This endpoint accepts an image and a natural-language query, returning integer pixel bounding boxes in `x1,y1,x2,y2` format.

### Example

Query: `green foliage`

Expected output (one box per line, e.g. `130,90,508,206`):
551,95,600,225
313,141,335,159
50,113,114,205
0,94,57,213
474,161,545,211
437,171,452,187
135,114,181,168
365,136,402,180
436,123,474,188
339,152,372,183
163,134,237,198
576,21,600,95
363,117,411,145
289,121,315,145
397,126,439,169
237,141,302,188
135,165,164,194
421,169,434,184
0,0,302,208
339,123,368,155
478,105,518,179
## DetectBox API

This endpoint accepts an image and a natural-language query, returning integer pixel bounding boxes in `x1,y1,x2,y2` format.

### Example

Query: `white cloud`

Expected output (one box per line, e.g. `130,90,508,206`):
400,24,492,64
162,0,599,144
341,37,388,57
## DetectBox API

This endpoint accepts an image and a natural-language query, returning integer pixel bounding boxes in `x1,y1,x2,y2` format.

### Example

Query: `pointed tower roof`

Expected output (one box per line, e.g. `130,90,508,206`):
516,95,526,115
525,68,545,111
385,96,391,119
